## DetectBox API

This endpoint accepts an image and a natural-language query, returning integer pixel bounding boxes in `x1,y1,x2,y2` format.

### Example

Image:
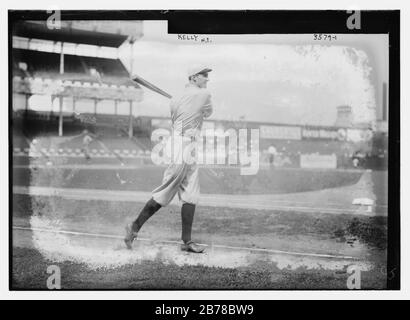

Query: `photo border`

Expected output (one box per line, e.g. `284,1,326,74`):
8,9,400,292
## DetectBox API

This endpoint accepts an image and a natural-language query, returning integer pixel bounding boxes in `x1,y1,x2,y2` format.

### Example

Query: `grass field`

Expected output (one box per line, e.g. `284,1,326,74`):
13,163,372,195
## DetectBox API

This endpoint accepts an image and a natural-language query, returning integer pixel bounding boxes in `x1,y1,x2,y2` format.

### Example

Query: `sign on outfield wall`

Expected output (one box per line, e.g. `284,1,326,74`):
302,127,347,141
260,125,301,140
346,128,373,142
300,153,337,169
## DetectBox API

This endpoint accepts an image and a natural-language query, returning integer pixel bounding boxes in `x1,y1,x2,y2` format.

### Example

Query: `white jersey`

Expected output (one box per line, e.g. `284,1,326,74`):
170,84,213,138
83,135,92,146
152,84,213,207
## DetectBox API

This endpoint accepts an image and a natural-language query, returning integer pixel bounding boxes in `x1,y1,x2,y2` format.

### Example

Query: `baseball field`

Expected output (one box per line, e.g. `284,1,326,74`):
12,153,388,290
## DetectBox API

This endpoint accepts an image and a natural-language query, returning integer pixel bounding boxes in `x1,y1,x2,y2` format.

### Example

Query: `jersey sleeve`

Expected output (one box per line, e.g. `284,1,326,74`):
170,98,178,123
200,91,213,118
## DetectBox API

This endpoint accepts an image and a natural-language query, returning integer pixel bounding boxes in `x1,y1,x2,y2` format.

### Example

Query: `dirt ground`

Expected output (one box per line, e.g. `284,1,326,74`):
12,246,387,290
13,194,387,252
12,194,387,290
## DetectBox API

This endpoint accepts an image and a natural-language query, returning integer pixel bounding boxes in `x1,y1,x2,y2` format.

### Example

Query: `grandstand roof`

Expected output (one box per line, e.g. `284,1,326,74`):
12,20,143,47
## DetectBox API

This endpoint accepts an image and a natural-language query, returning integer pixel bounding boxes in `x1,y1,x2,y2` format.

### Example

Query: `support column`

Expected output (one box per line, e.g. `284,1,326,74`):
94,99,98,115
58,41,64,136
129,40,135,74
128,39,136,139
114,100,118,115
59,42,64,74
25,94,29,111
128,100,133,138
58,96,63,137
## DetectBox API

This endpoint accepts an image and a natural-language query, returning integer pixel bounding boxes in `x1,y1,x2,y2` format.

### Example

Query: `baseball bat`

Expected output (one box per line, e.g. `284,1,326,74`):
132,74,172,99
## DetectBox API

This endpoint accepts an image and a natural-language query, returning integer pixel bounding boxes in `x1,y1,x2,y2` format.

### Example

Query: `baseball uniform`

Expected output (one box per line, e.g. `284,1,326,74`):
82,134,93,160
152,84,213,206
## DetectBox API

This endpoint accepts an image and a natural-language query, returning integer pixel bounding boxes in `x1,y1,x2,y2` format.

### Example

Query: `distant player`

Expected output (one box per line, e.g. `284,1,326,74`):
124,65,213,253
267,145,277,167
81,129,94,161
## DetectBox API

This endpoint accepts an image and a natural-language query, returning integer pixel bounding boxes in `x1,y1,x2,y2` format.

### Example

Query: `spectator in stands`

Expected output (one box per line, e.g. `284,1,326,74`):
352,157,359,168
352,150,365,168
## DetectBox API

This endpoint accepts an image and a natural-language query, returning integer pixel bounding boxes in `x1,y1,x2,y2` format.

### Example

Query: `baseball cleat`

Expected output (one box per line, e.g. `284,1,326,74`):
181,241,205,253
124,223,138,249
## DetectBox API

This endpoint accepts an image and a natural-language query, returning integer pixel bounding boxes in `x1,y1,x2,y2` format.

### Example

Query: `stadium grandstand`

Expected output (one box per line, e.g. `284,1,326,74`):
12,20,148,153
12,48,135,85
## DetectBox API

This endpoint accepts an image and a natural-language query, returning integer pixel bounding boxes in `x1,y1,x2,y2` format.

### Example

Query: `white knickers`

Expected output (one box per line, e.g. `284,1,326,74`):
152,135,200,206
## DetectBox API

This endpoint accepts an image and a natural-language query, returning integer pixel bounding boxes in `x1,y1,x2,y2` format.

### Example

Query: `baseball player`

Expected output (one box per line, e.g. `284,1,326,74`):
124,65,213,253
81,129,95,161
267,144,277,168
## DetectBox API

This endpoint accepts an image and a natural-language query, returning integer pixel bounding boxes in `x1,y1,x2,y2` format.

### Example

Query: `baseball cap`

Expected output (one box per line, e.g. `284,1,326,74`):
187,65,212,78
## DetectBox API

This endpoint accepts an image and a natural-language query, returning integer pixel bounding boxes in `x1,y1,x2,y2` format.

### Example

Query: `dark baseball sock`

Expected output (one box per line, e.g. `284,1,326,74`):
132,198,161,232
181,203,196,244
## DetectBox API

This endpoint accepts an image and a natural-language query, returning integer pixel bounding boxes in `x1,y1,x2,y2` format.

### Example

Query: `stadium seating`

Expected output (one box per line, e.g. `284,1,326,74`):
82,56,129,78
12,48,137,87
13,61,29,78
